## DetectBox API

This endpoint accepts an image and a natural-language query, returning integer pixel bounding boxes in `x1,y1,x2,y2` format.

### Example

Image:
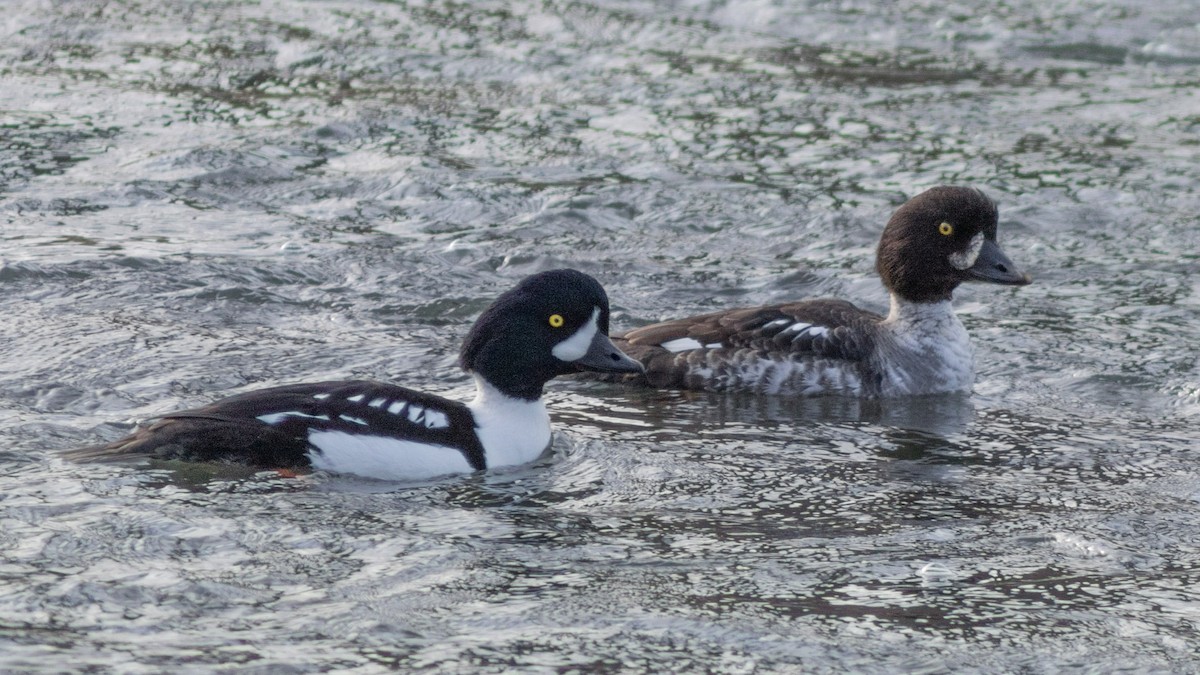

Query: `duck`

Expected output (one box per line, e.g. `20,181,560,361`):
64,269,644,480
606,186,1031,397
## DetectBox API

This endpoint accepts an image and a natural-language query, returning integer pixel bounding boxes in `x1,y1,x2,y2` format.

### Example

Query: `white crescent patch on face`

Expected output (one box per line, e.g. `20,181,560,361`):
551,306,600,361
949,232,985,270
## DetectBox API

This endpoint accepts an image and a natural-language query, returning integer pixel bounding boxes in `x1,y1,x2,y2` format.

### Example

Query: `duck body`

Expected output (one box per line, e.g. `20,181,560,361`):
66,269,643,480
67,380,502,481
611,186,1031,398
623,296,973,397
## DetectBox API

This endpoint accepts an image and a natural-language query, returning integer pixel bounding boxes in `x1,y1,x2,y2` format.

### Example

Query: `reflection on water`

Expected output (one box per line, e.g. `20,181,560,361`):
3,0,1200,671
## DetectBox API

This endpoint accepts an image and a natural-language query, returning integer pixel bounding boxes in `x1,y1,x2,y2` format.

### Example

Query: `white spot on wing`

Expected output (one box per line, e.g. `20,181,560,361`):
346,394,365,403
406,405,426,425
387,401,406,415
257,411,331,425
660,337,704,353
781,322,811,335
367,398,387,408
705,342,723,349
338,414,369,426
312,393,330,400
551,306,601,362
423,410,449,429
764,319,791,329
789,324,830,344
307,430,473,481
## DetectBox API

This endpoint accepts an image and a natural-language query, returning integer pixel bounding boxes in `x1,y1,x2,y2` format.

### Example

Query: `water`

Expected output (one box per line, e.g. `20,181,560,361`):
3,0,1200,670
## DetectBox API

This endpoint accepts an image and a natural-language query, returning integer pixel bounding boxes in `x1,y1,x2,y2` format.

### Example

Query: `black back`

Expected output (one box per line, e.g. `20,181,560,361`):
65,380,484,469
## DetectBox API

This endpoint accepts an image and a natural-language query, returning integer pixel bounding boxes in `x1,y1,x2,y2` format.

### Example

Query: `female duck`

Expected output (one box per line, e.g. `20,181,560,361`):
610,186,1031,397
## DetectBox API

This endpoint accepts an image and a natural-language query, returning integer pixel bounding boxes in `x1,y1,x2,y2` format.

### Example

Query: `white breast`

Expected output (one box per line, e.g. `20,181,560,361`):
877,296,975,396
467,376,552,469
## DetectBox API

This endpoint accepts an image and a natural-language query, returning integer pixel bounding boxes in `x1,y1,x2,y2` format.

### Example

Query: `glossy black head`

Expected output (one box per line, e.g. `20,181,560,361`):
459,269,643,400
875,186,1031,303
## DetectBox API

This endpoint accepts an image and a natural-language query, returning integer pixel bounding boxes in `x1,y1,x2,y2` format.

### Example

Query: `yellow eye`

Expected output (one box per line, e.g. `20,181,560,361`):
938,222,954,236
548,314,564,328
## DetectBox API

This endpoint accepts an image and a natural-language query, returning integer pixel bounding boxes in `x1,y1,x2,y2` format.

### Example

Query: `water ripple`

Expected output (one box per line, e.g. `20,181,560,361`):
3,0,1200,671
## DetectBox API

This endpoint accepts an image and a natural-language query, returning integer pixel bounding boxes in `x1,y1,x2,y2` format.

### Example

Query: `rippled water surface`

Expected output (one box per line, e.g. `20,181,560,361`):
3,0,1200,671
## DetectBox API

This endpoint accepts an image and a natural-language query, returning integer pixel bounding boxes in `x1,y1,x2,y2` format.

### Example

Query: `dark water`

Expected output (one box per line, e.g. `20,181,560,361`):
3,0,1200,671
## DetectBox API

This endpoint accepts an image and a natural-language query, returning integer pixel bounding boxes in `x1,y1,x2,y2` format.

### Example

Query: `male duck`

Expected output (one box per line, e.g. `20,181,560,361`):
66,269,643,480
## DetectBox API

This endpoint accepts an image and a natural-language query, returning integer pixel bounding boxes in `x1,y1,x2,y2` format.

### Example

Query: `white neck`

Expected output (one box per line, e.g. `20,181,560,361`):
466,375,552,470
885,293,957,327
